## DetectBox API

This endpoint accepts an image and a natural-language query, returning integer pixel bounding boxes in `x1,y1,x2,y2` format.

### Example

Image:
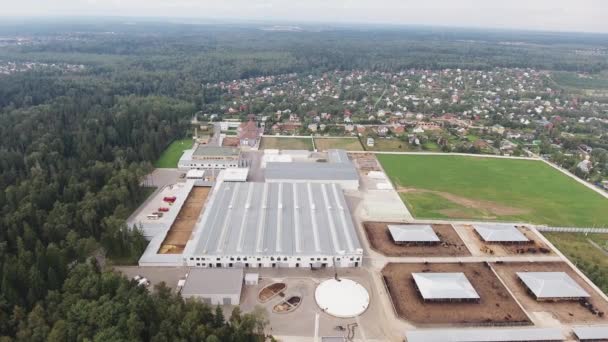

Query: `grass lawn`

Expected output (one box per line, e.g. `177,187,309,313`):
314,137,363,151
552,71,608,90
365,138,414,152
154,138,193,168
378,154,608,227
544,232,608,294
260,137,314,150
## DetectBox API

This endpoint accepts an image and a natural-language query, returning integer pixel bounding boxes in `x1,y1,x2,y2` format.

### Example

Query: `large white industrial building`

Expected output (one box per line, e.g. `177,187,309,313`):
264,149,360,190
182,181,363,268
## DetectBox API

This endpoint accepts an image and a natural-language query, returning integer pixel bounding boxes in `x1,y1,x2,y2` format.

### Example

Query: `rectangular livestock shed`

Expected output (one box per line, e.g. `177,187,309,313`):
405,327,563,342
183,181,363,268
473,224,530,244
516,272,590,301
388,224,440,245
573,325,608,341
412,272,480,302
181,268,243,305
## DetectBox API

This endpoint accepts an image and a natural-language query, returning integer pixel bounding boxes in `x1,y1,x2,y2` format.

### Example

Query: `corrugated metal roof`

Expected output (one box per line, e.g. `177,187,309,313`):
265,149,358,182
473,224,529,242
186,182,362,256
573,325,608,340
388,224,440,242
265,162,359,181
517,272,590,299
193,146,240,157
182,268,243,295
412,273,480,300
405,327,563,342
327,149,351,164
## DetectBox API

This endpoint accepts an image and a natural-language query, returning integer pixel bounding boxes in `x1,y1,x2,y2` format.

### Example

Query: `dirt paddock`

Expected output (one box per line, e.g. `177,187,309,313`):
158,187,210,254
381,262,530,326
492,262,608,324
364,223,471,257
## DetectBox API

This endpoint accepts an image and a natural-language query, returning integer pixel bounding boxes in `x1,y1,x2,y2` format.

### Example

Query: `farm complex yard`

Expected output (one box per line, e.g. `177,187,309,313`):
377,155,608,227
260,137,314,150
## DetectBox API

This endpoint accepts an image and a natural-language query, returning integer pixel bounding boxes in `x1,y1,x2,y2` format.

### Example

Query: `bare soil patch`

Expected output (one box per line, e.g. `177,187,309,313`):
382,263,530,326
350,153,381,172
363,223,470,257
398,187,530,217
258,283,286,303
492,262,608,323
158,187,210,254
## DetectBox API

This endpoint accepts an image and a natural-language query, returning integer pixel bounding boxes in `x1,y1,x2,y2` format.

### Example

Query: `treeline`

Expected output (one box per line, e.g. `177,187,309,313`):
0,66,251,338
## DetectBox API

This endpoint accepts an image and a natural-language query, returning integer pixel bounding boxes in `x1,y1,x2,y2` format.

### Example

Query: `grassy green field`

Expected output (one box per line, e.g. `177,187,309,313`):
314,137,363,151
378,155,608,227
552,71,608,90
260,137,314,150
544,232,608,294
154,138,193,168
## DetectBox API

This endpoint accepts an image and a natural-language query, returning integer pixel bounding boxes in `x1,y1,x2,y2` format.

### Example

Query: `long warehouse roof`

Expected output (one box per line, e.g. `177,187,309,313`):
405,327,563,342
265,149,359,181
572,325,608,341
185,182,362,256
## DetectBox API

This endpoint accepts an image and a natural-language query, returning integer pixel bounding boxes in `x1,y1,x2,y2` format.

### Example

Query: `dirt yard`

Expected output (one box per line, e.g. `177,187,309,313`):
364,223,471,257
492,262,608,324
350,153,381,172
458,225,554,256
382,263,530,326
158,187,210,254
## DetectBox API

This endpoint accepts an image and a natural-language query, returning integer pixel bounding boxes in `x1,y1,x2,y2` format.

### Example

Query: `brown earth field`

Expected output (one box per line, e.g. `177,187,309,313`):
364,223,471,257
461,225,555,256
382,263,530,326
398,187,530,218
158,186,210,254
492,262,608,324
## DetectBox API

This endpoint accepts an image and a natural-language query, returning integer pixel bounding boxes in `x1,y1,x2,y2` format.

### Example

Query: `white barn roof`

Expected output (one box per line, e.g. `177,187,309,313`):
573,325,608,341
185,182,362,257
412,273,480,300
473,224,529,242
388,225,439,242
517,272,590,299
221,167,249,182
405,327,563,342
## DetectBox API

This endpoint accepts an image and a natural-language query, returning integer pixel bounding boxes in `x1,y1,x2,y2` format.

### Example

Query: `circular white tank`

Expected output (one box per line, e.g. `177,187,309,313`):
315,278,370,318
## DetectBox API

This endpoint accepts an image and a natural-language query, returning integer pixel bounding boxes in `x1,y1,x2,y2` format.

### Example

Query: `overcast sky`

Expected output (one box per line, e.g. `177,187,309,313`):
3,0,608,33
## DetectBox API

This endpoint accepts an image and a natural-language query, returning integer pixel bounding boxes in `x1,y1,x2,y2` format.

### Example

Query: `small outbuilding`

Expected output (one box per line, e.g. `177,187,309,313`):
517,272,590,301
412,272,480,303
244,273,259,286
388,224,440,245
181,268,243,305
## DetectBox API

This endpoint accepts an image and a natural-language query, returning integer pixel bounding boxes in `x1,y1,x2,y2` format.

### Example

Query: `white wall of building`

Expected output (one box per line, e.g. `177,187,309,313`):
182,293,240,306
184,253,362,268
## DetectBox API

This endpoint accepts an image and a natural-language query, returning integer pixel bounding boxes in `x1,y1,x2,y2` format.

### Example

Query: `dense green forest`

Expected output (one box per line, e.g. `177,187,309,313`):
0,19,607,341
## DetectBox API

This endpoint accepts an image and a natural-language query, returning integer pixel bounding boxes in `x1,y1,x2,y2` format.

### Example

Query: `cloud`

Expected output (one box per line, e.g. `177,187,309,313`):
2,0,607,33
